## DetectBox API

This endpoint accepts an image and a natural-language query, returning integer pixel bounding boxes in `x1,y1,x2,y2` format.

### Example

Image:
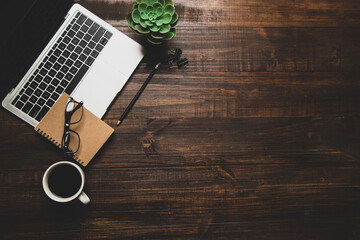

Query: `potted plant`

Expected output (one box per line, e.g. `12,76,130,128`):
126,0,179,45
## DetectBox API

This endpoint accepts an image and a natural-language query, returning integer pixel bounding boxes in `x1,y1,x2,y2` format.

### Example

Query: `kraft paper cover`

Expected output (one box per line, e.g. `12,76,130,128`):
34,93,114,166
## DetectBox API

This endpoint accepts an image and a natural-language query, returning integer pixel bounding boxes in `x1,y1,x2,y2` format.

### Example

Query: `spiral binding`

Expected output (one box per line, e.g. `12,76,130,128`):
35,128,84,165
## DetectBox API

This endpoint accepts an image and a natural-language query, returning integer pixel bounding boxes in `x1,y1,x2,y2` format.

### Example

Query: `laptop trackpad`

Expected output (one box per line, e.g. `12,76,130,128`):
71,60,128,118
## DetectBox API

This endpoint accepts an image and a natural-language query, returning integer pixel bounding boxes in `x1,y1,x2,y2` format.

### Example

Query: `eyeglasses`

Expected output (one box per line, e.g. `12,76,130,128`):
61,97,84,156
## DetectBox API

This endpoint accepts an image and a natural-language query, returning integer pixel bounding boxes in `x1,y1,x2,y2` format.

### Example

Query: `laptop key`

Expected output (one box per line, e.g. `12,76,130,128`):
15,101,24,110
90,50,99,58
34,89,43,97
65,64,89,94
29,95,38,104
95,44,104,52
29,105,41,117
65,59,74,67
74,60,82,68
30,82,38,89
46,99,55,107
88,23,99,35
52,78,60,86
56,72,64,80
35,106,50,121
80,25,89,33
85,18,93,27
83,33,91,41
39,68,48,76
61,65,69,73
25,88,34,96
22,102,33,114
20,95,29,102
62,50,70,58
70,67,78,74
37,98,46,106
83,47,91,55
85,56,95,66
34,75,43,82
54,49,61,57
42,56,49,64
76,14,87,25
58,56,66,64
49,55,57,63
70,53,78,61
44,76,52,84
87,41,96,49
48,69,56,77
51,92,59,101
92,27,106,42
63,36,71,44
59,43,66,50
39,82,47,90
72,23,80,32
76,31,84,39
57,37,63,44
44,62,52,70
42,91,50,99
74,46,82,54
12,96,20,105
104,31,112,39
100,38,108,46
65,73,73,81
55,86,64,94
79,40,87,48
67,43,75,51
79,54,87,62
67,30,76,38
46,85,55,93
71,37,80,45
60,80,69,87
51,44,58,51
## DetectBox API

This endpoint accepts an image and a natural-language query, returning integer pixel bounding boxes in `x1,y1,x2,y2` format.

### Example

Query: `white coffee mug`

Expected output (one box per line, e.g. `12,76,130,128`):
42,161,90,204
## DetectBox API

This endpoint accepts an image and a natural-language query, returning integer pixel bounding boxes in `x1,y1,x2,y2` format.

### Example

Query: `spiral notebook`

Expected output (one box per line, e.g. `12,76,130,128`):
34,93,114,166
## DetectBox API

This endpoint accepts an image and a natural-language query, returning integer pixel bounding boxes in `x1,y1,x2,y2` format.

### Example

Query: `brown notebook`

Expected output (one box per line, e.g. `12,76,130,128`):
34,93,114,166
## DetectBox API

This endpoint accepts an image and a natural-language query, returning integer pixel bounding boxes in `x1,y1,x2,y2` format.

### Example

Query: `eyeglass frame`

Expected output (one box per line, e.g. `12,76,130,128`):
61,97,84,156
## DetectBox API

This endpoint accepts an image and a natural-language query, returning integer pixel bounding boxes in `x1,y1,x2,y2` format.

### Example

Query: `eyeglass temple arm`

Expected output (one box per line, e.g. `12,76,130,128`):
69,101,83,113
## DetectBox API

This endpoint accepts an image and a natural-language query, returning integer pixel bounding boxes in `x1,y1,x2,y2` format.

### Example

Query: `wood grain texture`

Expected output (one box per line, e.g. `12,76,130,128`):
1,0,360,239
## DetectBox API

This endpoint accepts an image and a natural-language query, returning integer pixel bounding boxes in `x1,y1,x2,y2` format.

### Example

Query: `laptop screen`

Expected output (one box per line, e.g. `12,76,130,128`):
0,0,73,100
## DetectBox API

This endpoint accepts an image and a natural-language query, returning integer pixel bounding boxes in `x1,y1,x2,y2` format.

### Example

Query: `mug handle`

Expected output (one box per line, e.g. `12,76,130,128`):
78,191,90,204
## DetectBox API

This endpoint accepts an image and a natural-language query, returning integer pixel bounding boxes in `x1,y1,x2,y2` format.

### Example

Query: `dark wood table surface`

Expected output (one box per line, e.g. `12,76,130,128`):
2,0,360,239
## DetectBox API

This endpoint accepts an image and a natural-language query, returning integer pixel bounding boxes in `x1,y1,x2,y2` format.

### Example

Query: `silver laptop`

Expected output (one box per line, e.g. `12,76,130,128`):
1,1,145,127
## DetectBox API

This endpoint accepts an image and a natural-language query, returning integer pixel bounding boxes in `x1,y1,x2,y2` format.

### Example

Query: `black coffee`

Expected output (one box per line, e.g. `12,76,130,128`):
48,164,82,198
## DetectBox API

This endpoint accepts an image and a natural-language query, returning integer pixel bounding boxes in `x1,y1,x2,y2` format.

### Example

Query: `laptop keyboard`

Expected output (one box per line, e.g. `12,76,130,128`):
11,12,113,122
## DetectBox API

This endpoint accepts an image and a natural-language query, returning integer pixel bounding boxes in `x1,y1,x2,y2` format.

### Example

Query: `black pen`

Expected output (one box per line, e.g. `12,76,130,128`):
116,62,161,126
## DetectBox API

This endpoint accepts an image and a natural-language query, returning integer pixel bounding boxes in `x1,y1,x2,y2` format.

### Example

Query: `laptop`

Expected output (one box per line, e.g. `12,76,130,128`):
1,0,145,127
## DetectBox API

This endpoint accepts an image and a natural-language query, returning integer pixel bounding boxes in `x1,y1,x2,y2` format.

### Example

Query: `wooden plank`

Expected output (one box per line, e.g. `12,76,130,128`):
2,164,360,239
1,116,359,168
80,0,360,27
108,71,360,120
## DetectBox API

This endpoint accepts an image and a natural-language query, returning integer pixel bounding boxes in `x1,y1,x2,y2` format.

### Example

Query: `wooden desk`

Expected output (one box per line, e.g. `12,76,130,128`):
1,0,360,239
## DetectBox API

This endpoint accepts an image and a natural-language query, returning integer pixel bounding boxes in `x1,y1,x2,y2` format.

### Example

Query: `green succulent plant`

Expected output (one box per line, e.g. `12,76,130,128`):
126,0,179,44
